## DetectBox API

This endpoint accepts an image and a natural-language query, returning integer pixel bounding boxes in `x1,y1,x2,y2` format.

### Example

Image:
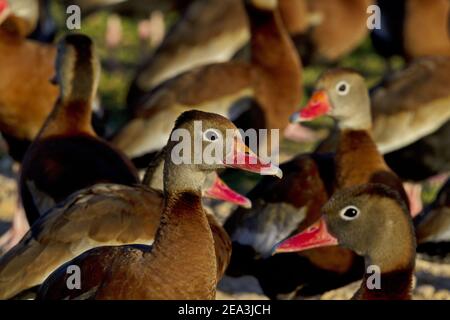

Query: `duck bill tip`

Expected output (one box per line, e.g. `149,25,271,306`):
290,90,331,123
227,139,283,179
205,176,252,208
273,218,338,255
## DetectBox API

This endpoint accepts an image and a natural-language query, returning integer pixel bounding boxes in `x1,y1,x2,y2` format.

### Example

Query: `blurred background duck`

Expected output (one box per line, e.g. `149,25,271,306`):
275,184,416,300
0,0,58,162
113,0,302,164
19,34,139,226
371,0,450,67
36,110,282,300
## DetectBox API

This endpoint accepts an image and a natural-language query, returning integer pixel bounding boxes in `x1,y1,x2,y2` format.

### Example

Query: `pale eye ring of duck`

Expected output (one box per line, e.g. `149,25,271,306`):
335,81,351,96
339,205,360,220
203,128,221,142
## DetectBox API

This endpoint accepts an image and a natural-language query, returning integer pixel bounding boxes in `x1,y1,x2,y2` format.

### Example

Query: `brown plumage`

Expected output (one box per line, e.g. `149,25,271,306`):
315,57,450,181
19,34,139,225
0,149,248,299
289,0,373,64
0,1,58,161
372,0,450,61
35,110,281,300
127,0,249,107
226,69,410,299
276,184,416,300
114,0,302,159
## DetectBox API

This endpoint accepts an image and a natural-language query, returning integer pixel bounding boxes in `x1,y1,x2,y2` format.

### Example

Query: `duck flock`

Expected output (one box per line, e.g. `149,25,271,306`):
0,0,449,300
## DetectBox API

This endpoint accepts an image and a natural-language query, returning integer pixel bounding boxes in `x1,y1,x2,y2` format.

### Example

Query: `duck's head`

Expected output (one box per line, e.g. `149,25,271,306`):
0,0,38,36
53,33,100,103
275,184,415,270
290,68,372,130
164,110,282,194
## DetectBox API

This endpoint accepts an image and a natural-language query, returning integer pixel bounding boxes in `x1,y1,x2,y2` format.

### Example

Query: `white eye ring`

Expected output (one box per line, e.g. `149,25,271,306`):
339,205,360,221
336,81,350,96
203,128,221,142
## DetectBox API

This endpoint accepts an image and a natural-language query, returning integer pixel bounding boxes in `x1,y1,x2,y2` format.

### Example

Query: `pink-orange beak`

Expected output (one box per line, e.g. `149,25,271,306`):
0,0,10,25
273,217,338,254
205,175,252,209
290,90,331,123
225,137,283,179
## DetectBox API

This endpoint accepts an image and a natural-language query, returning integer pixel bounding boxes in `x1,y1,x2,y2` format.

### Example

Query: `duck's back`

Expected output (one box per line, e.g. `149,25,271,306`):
20,134,139,224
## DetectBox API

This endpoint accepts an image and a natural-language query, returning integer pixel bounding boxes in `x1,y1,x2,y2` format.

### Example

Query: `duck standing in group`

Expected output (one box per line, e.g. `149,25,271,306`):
275,183,416,300
36,110,282,300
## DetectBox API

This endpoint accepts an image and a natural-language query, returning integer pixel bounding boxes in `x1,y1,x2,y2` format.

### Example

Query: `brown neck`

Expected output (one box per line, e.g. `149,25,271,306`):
354,263,414,300
144,191,217,298
38,58,97,139
38,97,95,139
335,130,389,188
247,3,302,129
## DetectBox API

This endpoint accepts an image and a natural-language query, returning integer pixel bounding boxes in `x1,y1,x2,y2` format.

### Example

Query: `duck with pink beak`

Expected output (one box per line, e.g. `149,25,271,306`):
274,184,416,300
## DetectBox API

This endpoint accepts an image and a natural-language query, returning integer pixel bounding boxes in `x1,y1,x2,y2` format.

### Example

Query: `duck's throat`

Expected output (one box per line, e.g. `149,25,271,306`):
146,191,217,298
354,264,415,300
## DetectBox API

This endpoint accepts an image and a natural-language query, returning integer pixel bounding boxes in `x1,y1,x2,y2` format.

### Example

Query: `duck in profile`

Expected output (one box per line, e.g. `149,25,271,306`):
276,183,416,300
19,33,139,225
36,110,282,300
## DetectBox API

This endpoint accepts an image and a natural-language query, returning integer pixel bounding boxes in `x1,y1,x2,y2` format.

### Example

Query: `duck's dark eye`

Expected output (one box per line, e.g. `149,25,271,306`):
203,129,220,142
336,81,350,96
339,205,360,220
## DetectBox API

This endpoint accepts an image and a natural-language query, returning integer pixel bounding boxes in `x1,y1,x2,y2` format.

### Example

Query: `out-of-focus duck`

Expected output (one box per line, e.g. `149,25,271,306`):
289,0,374,65
224,69,409,299
0,145,252,299
415,179,450,261
371,0,450,62
19,34,139,225
0,0,58,161
127,0,249,108
315,57,450,182
128,0,371,111
35,110,282,300
275,183,416,300
114,0,302,162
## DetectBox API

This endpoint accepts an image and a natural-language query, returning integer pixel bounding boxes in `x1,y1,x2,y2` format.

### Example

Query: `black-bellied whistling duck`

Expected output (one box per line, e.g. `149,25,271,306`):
315,56,450,182
225,68,410,299
0,0,58,161
35,110,282,300
19,34,139,225
127,0,249,109
275,183,416,300
415,179,450,261
0,164,250,299
370,56,450,155
287,0,373,65
371,0,450,62
114,0,302,160
291,69,408,199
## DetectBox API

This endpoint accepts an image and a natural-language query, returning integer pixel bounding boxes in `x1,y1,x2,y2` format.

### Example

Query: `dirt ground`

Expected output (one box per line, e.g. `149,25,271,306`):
216,258,450,300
